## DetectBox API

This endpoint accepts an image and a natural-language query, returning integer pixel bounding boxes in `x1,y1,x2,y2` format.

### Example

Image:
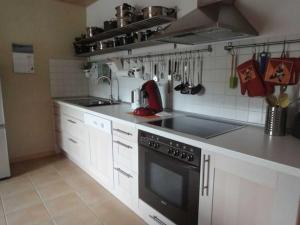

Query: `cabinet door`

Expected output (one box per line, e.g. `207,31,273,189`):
88,126,113,188
211,154,278,225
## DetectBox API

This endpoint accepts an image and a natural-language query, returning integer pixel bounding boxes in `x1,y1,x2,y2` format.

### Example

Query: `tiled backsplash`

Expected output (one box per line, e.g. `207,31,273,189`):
49,59,88,97
80,35,300,125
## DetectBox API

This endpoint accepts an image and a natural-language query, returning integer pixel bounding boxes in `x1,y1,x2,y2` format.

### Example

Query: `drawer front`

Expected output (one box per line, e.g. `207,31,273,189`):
84,113,111,134
54,103,84,121
113,163,138,209
139,200,176,225
113,122,137,143
61,133,88,163
113,136,138,173
61,114,88,141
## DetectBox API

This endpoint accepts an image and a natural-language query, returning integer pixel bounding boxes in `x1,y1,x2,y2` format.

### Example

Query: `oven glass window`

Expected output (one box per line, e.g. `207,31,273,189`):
148,162,184,207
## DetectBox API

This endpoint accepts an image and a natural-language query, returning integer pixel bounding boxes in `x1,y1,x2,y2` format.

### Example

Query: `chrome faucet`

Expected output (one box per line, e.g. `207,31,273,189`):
97,74,120,102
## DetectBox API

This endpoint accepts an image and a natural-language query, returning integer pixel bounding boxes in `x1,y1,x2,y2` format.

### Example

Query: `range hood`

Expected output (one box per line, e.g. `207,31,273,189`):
153,0,258,45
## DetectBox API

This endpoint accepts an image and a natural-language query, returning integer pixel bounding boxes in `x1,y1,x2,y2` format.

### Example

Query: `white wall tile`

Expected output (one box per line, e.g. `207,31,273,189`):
49,59,88,97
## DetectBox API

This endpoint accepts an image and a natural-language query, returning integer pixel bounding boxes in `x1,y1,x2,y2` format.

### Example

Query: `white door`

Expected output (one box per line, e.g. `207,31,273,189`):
0,128,10,178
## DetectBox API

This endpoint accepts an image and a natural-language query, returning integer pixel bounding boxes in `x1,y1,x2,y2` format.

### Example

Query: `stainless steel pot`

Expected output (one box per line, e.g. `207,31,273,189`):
141,6,175,19
117,17,132,28
96,41,108,50
115,3,136,18
86,27,103,38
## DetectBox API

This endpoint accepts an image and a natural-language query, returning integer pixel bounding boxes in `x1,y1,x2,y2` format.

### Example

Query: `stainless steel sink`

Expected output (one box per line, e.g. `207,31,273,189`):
64,97,120,107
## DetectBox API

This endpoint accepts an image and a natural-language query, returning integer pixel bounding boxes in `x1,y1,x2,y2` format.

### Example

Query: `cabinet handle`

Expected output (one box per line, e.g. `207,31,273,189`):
201,154,210,196
67,119,77,124
113,128,132,136
114,167,132,178
68,138,77,144
113,141,132,149
149,215,166,225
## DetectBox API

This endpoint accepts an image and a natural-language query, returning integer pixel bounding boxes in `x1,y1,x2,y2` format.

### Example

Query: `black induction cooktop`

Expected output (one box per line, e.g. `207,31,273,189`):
148,115,245,139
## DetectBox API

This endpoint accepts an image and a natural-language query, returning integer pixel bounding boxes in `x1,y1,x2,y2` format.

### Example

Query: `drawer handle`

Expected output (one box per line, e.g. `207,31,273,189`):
67,119,77,124
149,215,166,225
113,141,132,149
113,128,132,136
114,167,132,178
68,138,77,144
201,154,210,196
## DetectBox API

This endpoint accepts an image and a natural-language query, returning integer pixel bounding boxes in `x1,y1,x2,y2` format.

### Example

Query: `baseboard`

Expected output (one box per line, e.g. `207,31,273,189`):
10,150,59,163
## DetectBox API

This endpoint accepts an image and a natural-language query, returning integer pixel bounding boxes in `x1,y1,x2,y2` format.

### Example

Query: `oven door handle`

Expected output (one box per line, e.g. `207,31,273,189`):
201,154,210,196
149,215,166,225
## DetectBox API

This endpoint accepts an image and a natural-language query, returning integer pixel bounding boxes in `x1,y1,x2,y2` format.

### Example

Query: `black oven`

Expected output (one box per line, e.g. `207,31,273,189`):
138,130,201,225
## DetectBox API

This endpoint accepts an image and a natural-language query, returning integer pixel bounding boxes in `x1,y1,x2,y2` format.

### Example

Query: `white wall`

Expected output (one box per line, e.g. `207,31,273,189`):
86,0,300,125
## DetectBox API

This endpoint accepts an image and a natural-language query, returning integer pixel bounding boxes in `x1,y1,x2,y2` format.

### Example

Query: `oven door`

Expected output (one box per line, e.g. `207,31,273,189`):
139,145,200,225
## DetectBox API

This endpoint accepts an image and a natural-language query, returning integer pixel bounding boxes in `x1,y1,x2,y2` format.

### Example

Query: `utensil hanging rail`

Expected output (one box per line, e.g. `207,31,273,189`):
224,38,300,51
121,45,212,60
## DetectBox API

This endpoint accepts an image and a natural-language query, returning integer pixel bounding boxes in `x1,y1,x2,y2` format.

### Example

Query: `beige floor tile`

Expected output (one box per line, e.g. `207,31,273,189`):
53,158,77,171
56,166,86,179
89,197,146,225
65,174,98,191
75,183,113,205
28,165,57,177
37,180,73,201
0,176,34,198
89,197,129,219
29,170,63,188
6,203,50,225
54,205,100,225
2,189,42,213
45,192,86,217
0,201,6,225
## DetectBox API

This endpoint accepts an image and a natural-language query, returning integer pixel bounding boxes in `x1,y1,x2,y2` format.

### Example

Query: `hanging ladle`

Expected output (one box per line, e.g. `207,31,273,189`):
191,54,204,95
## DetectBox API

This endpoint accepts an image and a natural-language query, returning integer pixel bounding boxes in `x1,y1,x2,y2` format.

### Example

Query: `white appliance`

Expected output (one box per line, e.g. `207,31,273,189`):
0,78,10,179
131,88,141,110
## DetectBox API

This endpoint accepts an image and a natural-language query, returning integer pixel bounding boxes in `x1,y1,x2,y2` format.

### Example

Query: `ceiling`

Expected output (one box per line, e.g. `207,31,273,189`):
56,0,98,6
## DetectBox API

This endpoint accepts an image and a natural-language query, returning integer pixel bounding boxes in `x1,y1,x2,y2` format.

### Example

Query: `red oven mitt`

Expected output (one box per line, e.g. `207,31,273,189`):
237,58,267,97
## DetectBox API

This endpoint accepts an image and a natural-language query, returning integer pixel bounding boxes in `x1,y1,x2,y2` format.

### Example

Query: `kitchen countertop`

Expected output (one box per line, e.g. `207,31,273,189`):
54,98,300,178
54,98,179,124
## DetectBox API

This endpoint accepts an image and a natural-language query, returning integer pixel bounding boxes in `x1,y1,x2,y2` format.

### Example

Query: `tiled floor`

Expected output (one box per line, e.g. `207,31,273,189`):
0,155,146,225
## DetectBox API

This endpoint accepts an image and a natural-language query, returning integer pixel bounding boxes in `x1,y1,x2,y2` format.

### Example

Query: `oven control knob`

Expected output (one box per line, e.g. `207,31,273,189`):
187,154,194,161
180,152,187,159
174,150,180,156
148,141,153,147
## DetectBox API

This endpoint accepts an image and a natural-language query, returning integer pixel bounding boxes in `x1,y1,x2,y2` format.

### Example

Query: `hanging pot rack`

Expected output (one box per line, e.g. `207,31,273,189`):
120,45,212,61
224,38,300,51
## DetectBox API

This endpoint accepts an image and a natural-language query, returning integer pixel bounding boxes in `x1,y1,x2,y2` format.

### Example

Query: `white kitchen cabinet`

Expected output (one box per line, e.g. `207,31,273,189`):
85,113,114,189
112,121,139,211
198,150,300,225
113,161,138,211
